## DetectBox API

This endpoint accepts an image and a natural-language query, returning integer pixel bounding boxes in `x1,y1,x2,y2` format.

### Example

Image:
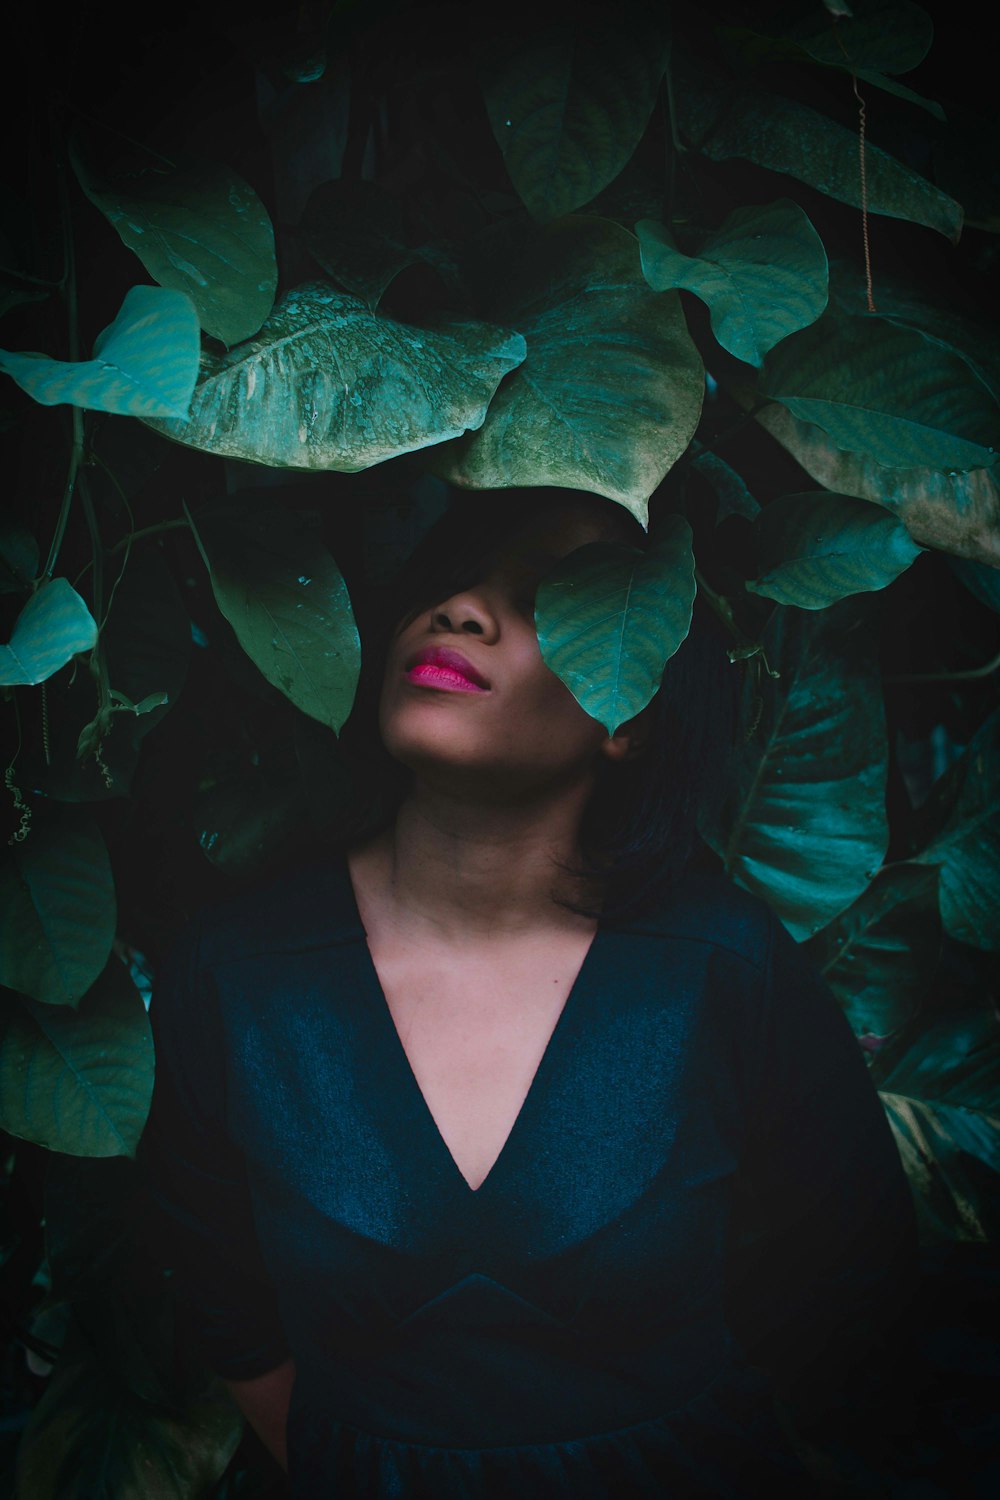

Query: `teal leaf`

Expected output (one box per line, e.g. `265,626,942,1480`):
748,491,924,608
0,517,39,593
0,285,200,418
948,557,1000,614
637,200,828,367
715,597,889,939
761,311,1000,473
434,217,704,527
872,1003,1000,1241
145,282,526,470
912,707,1000,950
70,125,277,346
0,958,153,1157
690,450,760,523
791,2,933,77
0,811,116,1006
677,65,962,241
0,579,97,686
535,517,695,734
192,495,361,733
803,863,941,1037
479,10,668,221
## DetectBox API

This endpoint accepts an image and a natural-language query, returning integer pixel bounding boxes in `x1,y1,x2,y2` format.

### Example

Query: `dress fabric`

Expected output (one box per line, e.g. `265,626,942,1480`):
137,855,920,1497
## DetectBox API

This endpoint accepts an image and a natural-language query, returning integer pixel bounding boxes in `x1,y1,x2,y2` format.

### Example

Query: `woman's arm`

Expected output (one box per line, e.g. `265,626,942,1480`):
222,1357,297,1474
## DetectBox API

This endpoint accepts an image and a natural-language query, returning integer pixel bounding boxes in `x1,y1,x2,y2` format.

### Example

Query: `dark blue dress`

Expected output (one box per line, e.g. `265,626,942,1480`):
137,855,919,1497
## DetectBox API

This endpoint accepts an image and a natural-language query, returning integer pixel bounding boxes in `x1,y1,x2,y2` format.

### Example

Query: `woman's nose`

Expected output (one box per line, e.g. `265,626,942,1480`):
430,590,499,641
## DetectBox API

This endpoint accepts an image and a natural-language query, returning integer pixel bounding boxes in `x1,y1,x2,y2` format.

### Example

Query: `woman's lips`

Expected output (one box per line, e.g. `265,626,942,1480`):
404,647,490,693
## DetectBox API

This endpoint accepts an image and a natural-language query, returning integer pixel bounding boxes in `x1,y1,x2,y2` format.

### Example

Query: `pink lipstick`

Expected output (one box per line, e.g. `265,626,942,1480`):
404,647,490,693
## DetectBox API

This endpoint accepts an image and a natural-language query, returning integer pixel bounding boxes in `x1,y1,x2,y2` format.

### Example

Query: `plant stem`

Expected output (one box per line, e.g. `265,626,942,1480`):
42,133,82,582
884,646,1000,684
108,518,191,556
694,564,740,643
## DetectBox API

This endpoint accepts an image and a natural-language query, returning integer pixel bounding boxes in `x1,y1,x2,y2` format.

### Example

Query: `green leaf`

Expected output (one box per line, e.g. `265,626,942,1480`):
749,397,1000,566
479,8,667,221
748,491,924,608
872,1003,1000,1241
0,578,97,687
434,217,704,527
637,200,828,366
803,863,941,1037
0,516,39,592
535,517,695,734
0,285,200,418
715,596,889,939
790,2,933,77
0,811,116,1006
690,449,760,523
761,311,1000,472
15,1328,241,1499
0,958,152,1156
70,125,277,347
301,179,456,311
912,707,1000,950
948,557,1000,614
677,66,963,241
193,495,361,733
145,282,526,470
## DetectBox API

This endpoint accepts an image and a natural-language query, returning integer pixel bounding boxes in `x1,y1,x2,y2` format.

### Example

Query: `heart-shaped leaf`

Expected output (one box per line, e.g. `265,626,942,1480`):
535,516,695,733
713,596,889,939
792,2,933,77
479,8,668,221
912,707,1000,950
748,397,1000,566
677,64,963,241
145,282,526,470
0,811,116,1006
871,1003,1000,1241
761,311,1000,472
0,285,199,418
434,217,704,527
803,863,941,1037
0,578,97,686
192,495,361,733
748,491,924,608
15,1326,241,1500
71,125,277,346
637,201,828,366
0,958,152,1157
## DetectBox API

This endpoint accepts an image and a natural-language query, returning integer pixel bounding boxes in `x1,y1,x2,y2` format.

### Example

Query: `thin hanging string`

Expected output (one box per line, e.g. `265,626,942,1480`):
834,21,877,312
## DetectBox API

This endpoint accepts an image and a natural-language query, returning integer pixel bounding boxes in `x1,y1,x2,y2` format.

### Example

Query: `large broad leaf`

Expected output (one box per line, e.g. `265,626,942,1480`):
145,282,526,470
15,1327,241,1500
748,398,1000,566
434,217,704,527
0,578,97,686
637,201,828,366
872,1003,1000,1242
71,125,277,347
535,516,695,733
301,179,458,311
803,862,941,1038
0,811,115,1006
676,65,962,241
479,7,668,221
713,596,889,939
748,491,924,608
912,707,1000,951
761,311,1000,473
0,286,199,418
0,958,153,1157
193,495,361,733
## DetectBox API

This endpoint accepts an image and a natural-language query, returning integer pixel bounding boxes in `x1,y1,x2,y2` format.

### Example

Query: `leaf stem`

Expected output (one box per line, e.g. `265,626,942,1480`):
108,518,191,556
694,564,741,643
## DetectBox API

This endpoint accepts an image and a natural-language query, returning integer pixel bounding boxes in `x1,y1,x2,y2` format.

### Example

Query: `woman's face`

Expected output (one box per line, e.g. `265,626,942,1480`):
378,499,634,800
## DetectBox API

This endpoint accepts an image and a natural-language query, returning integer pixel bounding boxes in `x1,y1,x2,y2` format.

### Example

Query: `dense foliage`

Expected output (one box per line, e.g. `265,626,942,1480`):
1,0,998,1493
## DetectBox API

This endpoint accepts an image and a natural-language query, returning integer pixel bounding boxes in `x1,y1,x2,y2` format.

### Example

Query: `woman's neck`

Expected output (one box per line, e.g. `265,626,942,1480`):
351,778,600,945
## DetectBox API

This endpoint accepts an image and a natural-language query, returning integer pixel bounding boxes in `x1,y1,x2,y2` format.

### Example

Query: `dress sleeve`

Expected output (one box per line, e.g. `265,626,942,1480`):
136,917,291,1380
723,903,923,1468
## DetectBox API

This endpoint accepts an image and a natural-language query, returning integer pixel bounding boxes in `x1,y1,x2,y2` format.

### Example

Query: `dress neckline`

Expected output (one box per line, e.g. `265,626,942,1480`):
340,858,602,1198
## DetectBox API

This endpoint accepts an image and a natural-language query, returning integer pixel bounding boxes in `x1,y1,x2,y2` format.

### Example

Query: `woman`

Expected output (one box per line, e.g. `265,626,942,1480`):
138,489,921,1497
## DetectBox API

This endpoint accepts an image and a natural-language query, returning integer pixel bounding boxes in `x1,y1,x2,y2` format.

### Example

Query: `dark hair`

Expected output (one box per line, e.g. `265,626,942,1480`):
339,489,742,920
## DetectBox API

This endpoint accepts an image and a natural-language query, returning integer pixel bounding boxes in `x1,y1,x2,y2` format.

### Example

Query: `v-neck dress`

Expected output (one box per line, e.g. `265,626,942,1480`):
137,854,919,1497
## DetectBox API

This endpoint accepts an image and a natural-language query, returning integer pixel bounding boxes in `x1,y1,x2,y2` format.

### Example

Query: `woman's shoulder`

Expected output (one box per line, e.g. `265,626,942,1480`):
176,849,361,970
609,864,776,976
